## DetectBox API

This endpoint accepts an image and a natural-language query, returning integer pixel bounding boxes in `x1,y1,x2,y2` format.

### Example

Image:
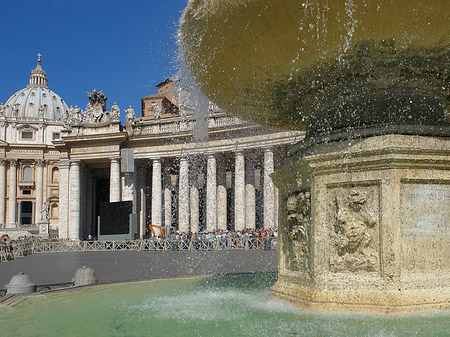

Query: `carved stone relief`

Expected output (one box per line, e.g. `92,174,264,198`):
329,186,379,273
283,190,311,273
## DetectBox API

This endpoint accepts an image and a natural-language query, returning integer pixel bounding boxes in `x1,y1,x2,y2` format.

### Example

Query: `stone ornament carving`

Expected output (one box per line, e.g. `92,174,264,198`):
12,104,19,117
8,159,18,167
125,105,135,123
40,202,49,221
86,89,107,123
110,102,120,122
62,92,124,128
35,159,46,167
329,186,379,273
0,102,5,116
284,190,311,273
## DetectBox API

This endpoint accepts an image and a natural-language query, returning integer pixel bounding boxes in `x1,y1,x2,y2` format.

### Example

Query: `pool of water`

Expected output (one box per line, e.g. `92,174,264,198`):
1,273,449,337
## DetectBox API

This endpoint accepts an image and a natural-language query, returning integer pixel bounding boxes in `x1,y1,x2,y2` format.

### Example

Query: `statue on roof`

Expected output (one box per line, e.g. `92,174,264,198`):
110,102,120,121
152,103,162,120
125,105,135,123
0,103,5,116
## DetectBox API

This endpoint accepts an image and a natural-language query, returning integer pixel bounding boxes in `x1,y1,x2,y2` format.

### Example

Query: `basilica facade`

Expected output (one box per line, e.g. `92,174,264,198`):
1,58,303,240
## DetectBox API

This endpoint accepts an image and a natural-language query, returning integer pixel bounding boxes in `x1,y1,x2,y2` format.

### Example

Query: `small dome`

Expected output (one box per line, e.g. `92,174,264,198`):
3,56,68,120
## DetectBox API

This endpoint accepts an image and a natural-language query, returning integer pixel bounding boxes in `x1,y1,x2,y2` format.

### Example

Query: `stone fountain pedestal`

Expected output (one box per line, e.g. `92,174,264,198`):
270,134,450,313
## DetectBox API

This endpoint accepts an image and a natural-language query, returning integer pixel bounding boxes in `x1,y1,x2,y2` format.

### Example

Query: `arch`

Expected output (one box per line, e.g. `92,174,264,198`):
50,203,59,218
52,167,59,182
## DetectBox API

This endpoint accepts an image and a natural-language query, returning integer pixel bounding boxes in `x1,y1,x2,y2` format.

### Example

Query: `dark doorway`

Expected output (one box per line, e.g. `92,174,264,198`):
21,201,33,225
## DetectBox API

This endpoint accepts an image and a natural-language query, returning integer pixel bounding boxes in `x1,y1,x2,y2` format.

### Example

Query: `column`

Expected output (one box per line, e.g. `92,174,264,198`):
35,159,44,223
109,157,121,202
164,184,171,235
245,163,256,229
190,176,199,234
7,159,18,228
138,165,147,239
58,160,70,238
0,159,6,226
178,156,189,233
264,148,275,229
234,151,245,231
18,201,22,225
217,161,227,231
206,154,217,231
86,172,94,235
151,159,162,227
69,160,81,240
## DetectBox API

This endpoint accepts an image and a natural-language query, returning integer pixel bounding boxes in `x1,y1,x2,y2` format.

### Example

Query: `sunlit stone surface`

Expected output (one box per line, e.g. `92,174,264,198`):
270,135,450,313
180,0,450,313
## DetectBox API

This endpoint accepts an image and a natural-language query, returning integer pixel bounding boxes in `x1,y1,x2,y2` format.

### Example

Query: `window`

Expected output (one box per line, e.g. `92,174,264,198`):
52,132,60,140
21,131,33,140
23,166,32,182
22,190,31,195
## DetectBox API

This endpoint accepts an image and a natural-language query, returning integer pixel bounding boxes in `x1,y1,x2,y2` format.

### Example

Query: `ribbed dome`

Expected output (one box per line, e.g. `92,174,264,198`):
3,57,68,120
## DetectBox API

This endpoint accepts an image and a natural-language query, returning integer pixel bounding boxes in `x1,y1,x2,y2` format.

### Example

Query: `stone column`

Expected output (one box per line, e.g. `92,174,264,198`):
217,161,227,231
7,159,18,228
234,151,246,231
206,154,217,232
151,159,162,227
264,148,275,229
164,184,171,234
0,159,6,226
138,165,147,239
35,159,44,223
190,176,199,234
18,201,22,225
58,160,70,239
69,160,81,240
178,156,190,233
245,163,256,229
86,172,94,235
109,157,121,203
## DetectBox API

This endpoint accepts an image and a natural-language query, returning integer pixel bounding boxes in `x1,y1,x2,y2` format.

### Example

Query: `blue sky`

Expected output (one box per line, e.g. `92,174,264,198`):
0,0,188,123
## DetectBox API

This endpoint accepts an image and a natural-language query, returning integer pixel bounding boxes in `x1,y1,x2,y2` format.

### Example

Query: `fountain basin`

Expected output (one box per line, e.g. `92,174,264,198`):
1,273,449,336
180,0,450,135
271,134,450,313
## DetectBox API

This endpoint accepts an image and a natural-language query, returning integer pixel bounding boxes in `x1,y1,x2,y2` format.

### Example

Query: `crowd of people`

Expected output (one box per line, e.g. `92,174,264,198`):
149,227,279,250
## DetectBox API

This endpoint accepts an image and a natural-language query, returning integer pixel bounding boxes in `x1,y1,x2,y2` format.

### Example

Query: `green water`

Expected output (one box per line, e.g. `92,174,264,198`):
1,273,448,337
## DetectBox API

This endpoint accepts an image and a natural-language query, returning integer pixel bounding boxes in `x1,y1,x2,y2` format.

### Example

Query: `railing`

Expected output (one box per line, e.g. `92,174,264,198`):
132,113,249,136
0,237,277,262
0,241,34,262
32,237,277,253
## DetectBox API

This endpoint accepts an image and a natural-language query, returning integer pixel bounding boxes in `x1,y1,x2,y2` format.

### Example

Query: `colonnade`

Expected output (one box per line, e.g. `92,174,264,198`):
148,148,277,235
0,158,50,228
58,147,279,240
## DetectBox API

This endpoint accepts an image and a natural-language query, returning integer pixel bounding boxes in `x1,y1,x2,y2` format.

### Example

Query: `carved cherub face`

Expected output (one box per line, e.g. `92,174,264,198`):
341,218,365,249
286,195,299,223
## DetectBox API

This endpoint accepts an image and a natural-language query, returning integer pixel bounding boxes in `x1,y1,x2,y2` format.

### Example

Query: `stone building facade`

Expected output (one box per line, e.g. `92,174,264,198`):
0,57,67,231
1,59,303,239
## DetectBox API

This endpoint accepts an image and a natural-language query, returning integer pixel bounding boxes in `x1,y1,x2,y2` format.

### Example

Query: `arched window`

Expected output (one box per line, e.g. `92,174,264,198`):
52,167,59,182
51,203,59,218
23,166,32,182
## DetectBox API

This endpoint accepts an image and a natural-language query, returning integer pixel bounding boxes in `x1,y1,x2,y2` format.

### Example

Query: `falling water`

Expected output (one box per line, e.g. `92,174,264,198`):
174,41,210,143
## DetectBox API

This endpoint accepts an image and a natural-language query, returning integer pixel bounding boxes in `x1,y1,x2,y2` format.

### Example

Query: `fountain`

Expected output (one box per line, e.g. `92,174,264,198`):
180,0,450,313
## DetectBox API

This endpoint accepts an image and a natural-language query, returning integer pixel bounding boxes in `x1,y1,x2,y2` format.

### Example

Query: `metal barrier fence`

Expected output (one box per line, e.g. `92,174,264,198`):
0,241,34,262
1,237,277,261
31,237,277,253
